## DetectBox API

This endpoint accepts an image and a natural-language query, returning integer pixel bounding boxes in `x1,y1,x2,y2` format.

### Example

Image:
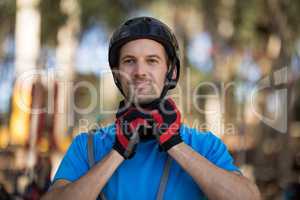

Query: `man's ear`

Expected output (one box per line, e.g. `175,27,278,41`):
171,65,177,80
112,70,121,87
113,71,119,80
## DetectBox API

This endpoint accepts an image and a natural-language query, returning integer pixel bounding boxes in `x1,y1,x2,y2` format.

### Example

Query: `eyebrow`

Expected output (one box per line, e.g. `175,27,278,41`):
120,55,135,61
120,54,163,61
146,55,163,60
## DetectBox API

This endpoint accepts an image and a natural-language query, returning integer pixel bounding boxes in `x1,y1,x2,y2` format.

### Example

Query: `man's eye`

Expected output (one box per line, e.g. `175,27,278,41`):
148,59,158,64
124,59,134,64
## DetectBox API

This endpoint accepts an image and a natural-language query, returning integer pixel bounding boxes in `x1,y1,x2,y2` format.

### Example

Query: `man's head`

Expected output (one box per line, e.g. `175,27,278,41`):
108,17,180,106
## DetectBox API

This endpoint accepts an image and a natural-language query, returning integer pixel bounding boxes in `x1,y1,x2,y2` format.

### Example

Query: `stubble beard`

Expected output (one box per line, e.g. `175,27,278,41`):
126,82,161,105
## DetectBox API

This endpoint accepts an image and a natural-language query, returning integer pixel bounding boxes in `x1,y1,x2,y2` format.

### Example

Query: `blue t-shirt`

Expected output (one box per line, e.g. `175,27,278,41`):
53,124,241,200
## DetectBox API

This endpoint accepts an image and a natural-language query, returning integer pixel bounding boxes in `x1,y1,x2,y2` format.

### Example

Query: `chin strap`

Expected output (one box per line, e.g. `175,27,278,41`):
130,62,177,108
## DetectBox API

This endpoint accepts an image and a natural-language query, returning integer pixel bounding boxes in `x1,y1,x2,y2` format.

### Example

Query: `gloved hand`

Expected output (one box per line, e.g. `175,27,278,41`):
150,98,182,151
113,100,152,159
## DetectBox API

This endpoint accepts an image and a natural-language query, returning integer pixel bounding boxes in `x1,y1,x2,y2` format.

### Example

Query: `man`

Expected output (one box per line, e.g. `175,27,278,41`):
42,17,261,200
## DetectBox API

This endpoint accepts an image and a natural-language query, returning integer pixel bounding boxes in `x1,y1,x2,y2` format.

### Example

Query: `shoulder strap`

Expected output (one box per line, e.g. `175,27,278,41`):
88,132,95,168
87,130,107,200
156,156,172,200
99,192,107,200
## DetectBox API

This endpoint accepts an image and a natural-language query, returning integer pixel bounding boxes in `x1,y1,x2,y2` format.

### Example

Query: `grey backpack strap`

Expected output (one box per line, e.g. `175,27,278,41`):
87,130,107,200
87,132,95,168
156,156,172,200
99,192,107,200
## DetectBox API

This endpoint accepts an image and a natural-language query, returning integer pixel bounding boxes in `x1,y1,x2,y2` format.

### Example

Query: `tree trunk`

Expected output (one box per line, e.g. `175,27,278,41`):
53,0,81,152
10,0,41,173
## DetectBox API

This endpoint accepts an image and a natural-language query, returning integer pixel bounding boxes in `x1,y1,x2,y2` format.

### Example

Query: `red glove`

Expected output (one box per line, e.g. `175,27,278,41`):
150,98,182,151
113,101,152,159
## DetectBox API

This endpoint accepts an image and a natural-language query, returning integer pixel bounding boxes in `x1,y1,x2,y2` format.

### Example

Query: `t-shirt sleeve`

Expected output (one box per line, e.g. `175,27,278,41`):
205,132,242,175
52,133,89,183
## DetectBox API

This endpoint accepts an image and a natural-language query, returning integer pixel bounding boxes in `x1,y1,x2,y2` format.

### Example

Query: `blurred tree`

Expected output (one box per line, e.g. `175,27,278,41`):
199,0,300,197
0,1,16,129
8,1,43,188
0,0,16,58
10,0,41,147
51,0,81,152
79,0,157,33
39,0,67,46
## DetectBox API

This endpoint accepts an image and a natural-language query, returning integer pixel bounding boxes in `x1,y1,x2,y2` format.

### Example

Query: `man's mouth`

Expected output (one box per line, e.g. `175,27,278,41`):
133,80,150,88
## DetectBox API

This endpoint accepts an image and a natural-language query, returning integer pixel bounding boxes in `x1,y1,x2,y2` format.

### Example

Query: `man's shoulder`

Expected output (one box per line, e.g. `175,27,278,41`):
181,124,241,174
180,123,216,140
180,124,224,154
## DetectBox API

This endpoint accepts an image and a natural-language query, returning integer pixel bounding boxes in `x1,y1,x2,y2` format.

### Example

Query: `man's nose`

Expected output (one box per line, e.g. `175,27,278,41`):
133,61,146,77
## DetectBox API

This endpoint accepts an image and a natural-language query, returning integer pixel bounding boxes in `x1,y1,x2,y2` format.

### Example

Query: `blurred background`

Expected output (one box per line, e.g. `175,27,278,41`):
0,0,300,199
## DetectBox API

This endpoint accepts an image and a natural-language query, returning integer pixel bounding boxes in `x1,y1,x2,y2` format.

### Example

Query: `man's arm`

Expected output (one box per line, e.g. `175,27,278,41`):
168,142,261,200
41,150,124,200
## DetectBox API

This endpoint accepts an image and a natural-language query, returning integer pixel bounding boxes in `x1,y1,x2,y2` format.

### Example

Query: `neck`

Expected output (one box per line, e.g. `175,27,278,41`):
124,97,163,110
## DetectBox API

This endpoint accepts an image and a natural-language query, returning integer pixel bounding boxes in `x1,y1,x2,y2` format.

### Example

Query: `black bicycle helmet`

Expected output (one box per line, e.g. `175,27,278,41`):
108,16,180,101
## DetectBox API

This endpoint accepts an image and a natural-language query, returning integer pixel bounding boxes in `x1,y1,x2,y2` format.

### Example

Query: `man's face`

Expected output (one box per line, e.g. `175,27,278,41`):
117,39,169,104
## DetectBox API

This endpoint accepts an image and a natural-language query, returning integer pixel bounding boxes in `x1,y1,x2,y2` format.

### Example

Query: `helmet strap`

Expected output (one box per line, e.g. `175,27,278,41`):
137,63,176,108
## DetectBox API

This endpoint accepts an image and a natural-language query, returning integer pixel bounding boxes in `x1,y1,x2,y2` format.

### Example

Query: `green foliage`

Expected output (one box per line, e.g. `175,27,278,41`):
79,0,129,30
233,0,260,45
79,0,160,31
280,0,300,40
40,0,67,46
0,0,16,37
0,0,16,57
